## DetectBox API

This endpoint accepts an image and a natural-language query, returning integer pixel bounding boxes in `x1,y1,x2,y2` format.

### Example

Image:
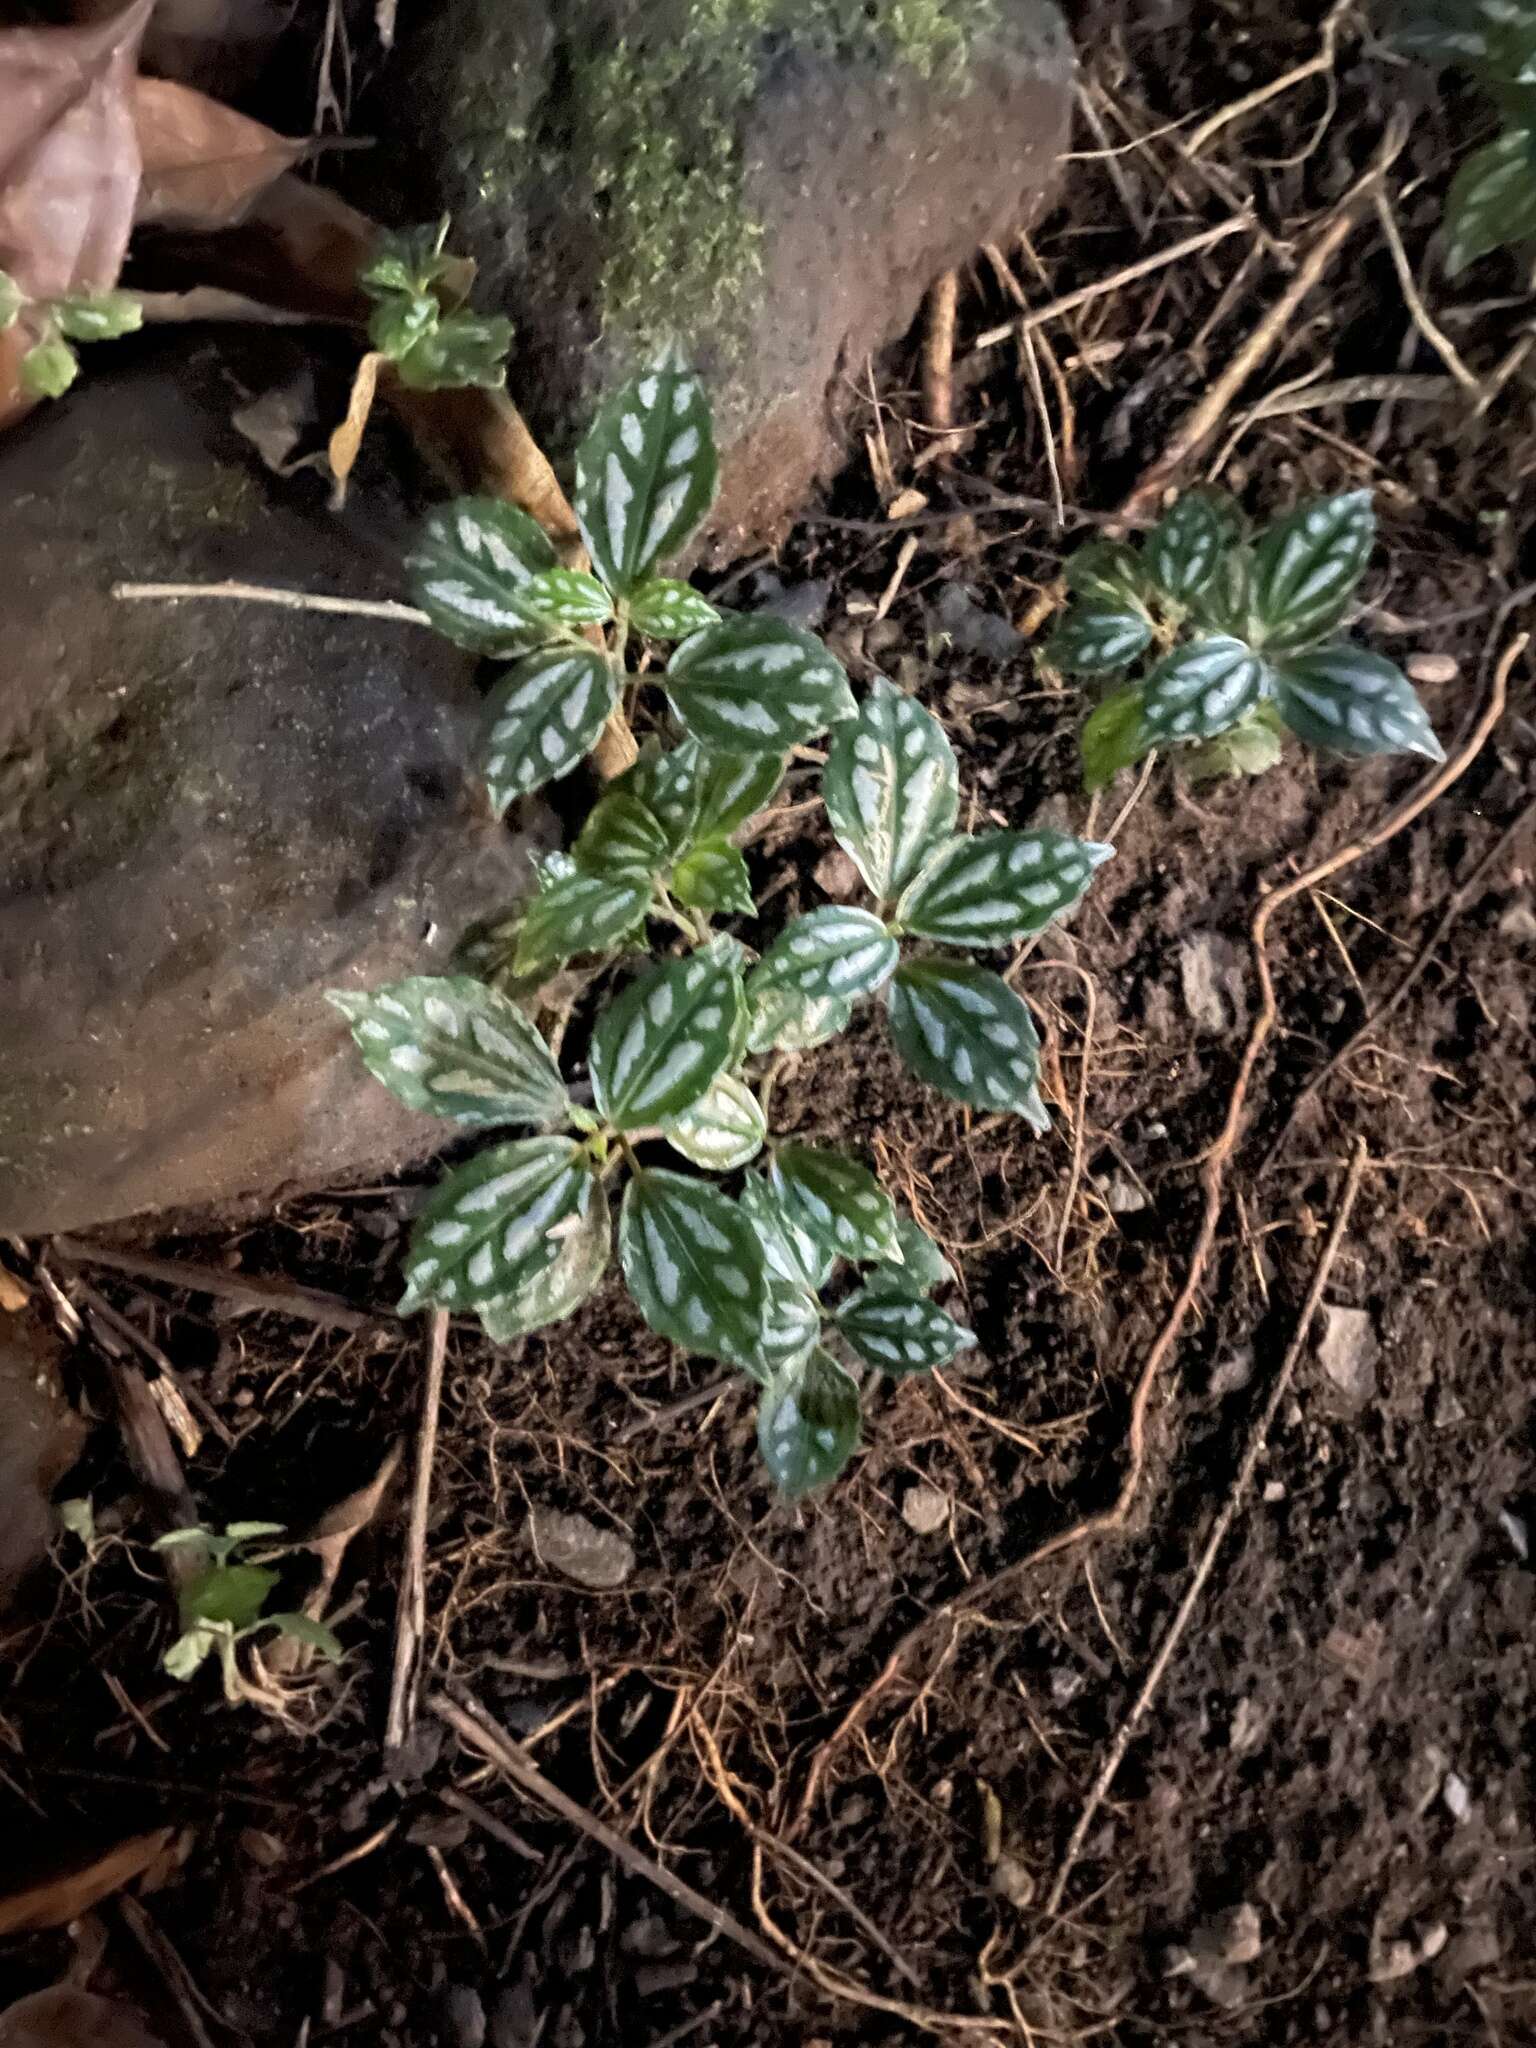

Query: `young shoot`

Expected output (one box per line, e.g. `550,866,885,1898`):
154,1522,341,1702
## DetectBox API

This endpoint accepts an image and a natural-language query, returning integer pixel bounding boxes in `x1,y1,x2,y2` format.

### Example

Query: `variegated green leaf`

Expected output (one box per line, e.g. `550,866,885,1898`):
630,577,721,639
482,647,618,814
518,567,613,627
757,1347,860,1497
886,959,1049,1126
327,975,567,1128
574,789,671,879
1044,602,1154,676
1081,687,1149,793
1144,490,1230,604
1140,635,1268,745
866,1214,955,1297
401,1138,594,1311
739,1173,837,1294
672,838,755,917
619,1170,767,1359
574,356,719,593
612,738,707,856
408,497,560,653
667,616,856,754
1064,539,1151,611
821,676,958,899
54,290,142,342
769,1144,900,1264
478,1179,611,1343
895,830,1111,947
1444,125,1536,276
394,313,512,391
1274,645,1446,761
748,1280,821,1381
20,336,76,398
662,1072,766,1170
836,1287,976,1375
590,949,744,1130
696,747,785,839
750,907,898,1005
1250,491,1375,654
1190,544,1258,640
514,866,649,977
744,985,852,1055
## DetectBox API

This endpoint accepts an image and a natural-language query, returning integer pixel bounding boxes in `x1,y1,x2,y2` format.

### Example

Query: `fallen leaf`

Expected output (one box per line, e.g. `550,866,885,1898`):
0,1831,174,1935
0,1988,167,2048
263,1441,401,1674
132,76,303,231
1,1311,85,1606
0,1268,30,1311
231,369,326,476
327,348,384,508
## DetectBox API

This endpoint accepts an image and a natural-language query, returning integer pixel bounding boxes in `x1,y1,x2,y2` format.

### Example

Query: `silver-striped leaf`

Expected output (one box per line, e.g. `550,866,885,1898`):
1140,635,1269,745
672,839,755,917
1444,126,1536,277
836,1287,976,1376
757,1346,860,1498
590,949,744,1130
769,1144,901,1265
518,567,612,627
629,578,721,640
1064,539,1150,610
328,975,567,1128
400,1138,594,1311
514,867,649,977
573,789,672,879
1250,491,1375,655
574,357,719,593
885,959,1049,1126
1044,602,1153,677
478,1178,611,1343
613,738,707,857
697,747,785,839
1274,645,1446,761
896,830,1111,948
821,676,958,899
744,985,852,1056
739,1172,837,1294
661,1072,766,1171
749,907,898,1006
408,497,560,654
619,1170,767,1360
1144,491,1230,604
667,616,856,754
865,1213,955,1297
746,1280,821,1383
482,647,618,814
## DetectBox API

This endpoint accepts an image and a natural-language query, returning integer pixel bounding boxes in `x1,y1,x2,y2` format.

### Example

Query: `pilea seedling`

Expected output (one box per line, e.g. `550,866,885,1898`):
357,219,513,390
1394,0,1536,274
1046,487,1446,792
154,1523,341,1701
332,352,1112,1496
0,269,142,399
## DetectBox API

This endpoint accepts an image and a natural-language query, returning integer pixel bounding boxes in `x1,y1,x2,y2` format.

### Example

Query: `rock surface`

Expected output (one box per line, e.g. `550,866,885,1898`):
0,346,533,1237
388,0,1073,553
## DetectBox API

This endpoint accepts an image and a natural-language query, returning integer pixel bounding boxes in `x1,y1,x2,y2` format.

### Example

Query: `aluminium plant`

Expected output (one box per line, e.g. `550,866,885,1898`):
331,351,1112,1496
154,1523,341,1701
1044,487,1446,792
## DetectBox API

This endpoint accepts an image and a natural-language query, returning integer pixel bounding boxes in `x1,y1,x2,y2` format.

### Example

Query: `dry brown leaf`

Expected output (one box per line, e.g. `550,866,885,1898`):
1,1311,85,1604
0,1987,168,2048
132,75,303,231
0,1831,174,1936
264,1441,402,1675
327,348,384,509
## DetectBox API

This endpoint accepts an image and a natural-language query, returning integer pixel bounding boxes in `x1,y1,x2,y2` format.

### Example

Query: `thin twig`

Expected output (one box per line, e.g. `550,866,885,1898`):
112,580,431,626
1184,0,1350,156
431,1689,784,1972
116,1898,226,2048
385,1310,449,1759
614,1372,735,1444
1042,1138,1370,1916
921,268,960,435
971,216,1254,351
1373,186,1483,395
442,1786,544,1864
51,1238,376,1333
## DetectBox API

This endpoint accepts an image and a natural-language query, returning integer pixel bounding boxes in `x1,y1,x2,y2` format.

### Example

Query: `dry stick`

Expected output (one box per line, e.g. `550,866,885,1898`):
971,215,1253,352
112,579,430,626
921,268,960,436
1260,786,1536,1174
614,1371,735,1444
1184,0,1350,156
440,1786,543,1865
385,1309,450,1757
431,1689,784,1973
1373,186,1482,397
790,637,1521,1841
1042,1138,1370,1918
51,1236,375,1333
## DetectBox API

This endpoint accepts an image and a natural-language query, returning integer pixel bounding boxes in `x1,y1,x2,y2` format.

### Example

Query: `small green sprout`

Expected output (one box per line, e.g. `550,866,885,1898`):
154,1522,341,1701
0,269,142,400
357,219,512,391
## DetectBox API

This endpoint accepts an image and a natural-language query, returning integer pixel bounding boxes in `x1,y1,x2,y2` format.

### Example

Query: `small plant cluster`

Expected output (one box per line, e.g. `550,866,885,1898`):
357,220,513,390
153,1523,339,1701
333,351,1110,1495
0,269,142,398
1045,487,1446,791
1396,0,1536,274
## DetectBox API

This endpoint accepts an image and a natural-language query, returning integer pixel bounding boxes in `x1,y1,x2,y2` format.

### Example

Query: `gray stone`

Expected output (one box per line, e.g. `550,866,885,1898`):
1179,931,1243,1035
1315,1304,1379,1404
901,1482,951,1535
387,0,1073,553
931,580,1025,659
529,1506,636,1589
0,349,535,1236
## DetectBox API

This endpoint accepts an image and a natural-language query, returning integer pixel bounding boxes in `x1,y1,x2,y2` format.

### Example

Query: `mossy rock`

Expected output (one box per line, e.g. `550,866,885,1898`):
386,0,1073,550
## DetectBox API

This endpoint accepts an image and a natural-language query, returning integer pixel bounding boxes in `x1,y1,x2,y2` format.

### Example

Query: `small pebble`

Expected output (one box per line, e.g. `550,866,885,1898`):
901,1483,950,1536
1442,1771,1472,1822
813,848,864,901
1406,652,1459,685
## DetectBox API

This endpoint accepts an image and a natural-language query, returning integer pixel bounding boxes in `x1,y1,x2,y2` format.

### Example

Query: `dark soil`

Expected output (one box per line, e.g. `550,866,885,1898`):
4,4,1536,2046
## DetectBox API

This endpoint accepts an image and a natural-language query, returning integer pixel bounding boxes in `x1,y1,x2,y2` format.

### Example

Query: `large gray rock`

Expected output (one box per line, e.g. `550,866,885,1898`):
387,0,1074,553
0,346,532,1236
